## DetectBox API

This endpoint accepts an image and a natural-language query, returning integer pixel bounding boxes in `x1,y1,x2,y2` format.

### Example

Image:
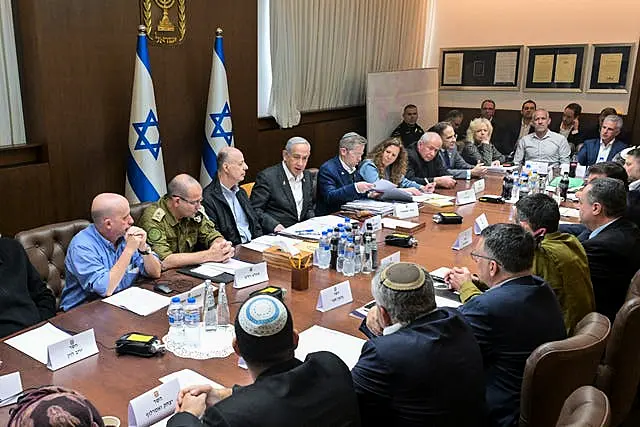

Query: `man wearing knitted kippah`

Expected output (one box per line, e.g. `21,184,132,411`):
351,262,485,427
167,295,360,427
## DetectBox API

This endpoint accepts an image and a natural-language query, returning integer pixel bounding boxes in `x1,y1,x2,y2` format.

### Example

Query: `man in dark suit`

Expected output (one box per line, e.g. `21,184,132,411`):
624,148,640,227
250,137,315,233
577,115,626,166
551,103,585,153
354,262,485,427
479,99,509,157
405,132,457,189
316,132,374,215
577,177,640,321
446,224,566,427
167,295,360,427
391,104,425,148
202,147,263,245
503,100,536,157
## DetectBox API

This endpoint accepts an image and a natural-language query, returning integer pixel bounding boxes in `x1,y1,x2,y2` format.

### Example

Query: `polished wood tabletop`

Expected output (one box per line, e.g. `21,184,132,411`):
0,175,572,422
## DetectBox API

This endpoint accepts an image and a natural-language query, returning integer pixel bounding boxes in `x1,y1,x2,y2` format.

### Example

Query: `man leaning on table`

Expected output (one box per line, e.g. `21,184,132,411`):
316,132,375,215
202,147,263,245
138,174,234,270
513,109,571,166
60,193,162,311
445,224,566,427
354,262,485,427
167,295,361,427
250,137,315,233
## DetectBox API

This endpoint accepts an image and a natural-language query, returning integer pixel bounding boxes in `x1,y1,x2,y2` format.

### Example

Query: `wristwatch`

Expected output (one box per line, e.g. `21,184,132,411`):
138,247,152,256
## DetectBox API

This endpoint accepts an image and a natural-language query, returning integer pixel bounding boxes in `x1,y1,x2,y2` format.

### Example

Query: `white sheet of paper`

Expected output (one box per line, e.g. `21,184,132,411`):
159,369,224,390
429,267,451,281
412,193,454,202
193,259,254,276
436,296,462,308
381,218,420,230
0,372,23,407
5,323,71,364
316,280,353,312
295,325,365,370
282,215,354,240
485,165,517,173
242,235,303,253
175,282,207,307
102,287,171,316
373,179,397,191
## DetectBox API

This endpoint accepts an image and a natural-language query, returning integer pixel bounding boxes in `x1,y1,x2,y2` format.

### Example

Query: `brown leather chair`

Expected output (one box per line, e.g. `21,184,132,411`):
556,386,610,427
240,182,255,198
15,220,90,308
625,269,640,301
307,167,319,204
520,312,611,427
595,298,640,426
130,201,153,223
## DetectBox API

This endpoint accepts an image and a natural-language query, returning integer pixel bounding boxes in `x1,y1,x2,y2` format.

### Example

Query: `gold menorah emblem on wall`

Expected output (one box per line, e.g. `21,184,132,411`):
140,0,186,46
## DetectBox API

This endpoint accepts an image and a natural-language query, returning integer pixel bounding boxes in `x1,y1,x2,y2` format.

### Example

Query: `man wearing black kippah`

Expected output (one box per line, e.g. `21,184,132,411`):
167,295,361,427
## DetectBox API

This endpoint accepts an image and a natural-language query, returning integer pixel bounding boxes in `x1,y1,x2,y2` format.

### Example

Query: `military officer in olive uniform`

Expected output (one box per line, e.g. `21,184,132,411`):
138,174,234,270
391,104,425,148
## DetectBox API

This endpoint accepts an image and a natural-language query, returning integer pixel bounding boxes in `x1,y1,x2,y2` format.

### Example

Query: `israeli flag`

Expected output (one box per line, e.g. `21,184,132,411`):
200,28,234,187
125,26,167,204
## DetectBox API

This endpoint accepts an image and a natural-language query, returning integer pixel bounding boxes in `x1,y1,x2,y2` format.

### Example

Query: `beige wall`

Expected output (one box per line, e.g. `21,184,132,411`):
429,0,640,114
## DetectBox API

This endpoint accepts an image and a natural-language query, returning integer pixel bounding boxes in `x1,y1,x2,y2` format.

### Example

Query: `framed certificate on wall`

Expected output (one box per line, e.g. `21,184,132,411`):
524,45,586,92
439,46,522,90
587,43,636,93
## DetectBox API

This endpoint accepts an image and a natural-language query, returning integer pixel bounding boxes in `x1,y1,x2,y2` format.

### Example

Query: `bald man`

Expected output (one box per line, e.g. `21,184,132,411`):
60,193,162,311
138,174,234,269
202,147,263,245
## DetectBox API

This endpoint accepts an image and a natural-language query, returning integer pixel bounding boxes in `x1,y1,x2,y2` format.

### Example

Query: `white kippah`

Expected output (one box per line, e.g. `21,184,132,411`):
238,296,288,337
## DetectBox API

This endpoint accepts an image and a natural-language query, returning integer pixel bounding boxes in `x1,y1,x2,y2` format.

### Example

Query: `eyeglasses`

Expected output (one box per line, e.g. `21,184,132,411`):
470,251,502,266
174,195,203,206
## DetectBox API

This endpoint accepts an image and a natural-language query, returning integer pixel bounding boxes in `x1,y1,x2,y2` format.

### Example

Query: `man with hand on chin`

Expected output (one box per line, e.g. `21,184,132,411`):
61,193,162,311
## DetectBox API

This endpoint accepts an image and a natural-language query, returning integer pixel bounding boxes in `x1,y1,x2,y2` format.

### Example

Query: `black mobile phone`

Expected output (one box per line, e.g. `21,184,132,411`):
153,283,173,294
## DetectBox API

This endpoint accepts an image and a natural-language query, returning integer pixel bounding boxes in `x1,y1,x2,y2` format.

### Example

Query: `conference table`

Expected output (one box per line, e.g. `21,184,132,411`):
0,175,574,423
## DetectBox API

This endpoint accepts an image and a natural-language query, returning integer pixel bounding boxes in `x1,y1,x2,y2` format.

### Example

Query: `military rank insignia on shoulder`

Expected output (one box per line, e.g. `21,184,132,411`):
151,208,166,222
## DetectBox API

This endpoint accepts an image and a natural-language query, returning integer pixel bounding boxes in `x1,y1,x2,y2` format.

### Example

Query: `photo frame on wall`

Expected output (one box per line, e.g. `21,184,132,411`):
587,43,636,93
439,46,523,90
524,45,586,92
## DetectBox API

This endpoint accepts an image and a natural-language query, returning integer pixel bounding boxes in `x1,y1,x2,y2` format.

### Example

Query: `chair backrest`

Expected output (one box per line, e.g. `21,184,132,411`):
307,167,319,204
15,220,90,308
595,297,640,426
556,386,610,427
240,182,255,198
130,201,153,224
625,269,640,301
520,312,611,427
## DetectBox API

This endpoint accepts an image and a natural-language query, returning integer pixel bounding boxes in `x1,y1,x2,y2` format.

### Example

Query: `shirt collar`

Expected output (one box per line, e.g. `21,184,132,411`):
599,138,615,147
630,179,640,191
589,217,620,239
339,157,356,174
382,322,404,336
282,161,303,182
220,182,239,194
532,130,550,140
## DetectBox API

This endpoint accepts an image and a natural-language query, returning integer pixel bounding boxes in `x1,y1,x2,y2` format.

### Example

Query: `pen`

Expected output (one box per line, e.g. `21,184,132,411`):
295,229,314,234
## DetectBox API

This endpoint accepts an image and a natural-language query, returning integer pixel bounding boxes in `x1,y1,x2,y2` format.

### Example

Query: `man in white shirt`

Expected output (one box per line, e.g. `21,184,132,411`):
251,137,316,232
513,109,571,165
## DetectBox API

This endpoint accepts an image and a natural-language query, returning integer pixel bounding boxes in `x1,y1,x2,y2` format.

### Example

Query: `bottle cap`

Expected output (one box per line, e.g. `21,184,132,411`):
171,297,180,303
187,297,196,304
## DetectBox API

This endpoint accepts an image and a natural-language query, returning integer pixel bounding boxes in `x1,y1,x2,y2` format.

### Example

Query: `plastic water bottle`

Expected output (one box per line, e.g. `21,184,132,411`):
336,233,347,273
367,223,379,269
353,234,363,274
343,238,355,277
217,282,231,329
167,296,184,344
519,173,530,198
511,171,520,201
529,169,538,193
317,242,331,269
203,280,218,331
183,297,200,348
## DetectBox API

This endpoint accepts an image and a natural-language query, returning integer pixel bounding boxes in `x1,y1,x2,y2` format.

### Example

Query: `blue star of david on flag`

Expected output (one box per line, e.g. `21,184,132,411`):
132,110,162,160
209,102,233,145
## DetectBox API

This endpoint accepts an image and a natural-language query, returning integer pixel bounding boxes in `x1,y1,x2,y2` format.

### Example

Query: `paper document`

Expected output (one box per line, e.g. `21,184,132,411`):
102,287,171,316
281,215,355,240
159,369,225,390
372,179,397,191
342,200,395,215
486,165,517,174
412,193,454,203
381,218,421,230
429,267,450,282
192,259,254,276
5,323,71,364
242,235,302,253
436,296,462,308
295,325,365,370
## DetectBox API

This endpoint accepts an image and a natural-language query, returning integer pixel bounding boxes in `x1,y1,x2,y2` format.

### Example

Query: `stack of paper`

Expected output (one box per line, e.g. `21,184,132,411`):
341,199,395,216
295,325,365,369
281,215,356,240
102,287,172,316
242,234,303,253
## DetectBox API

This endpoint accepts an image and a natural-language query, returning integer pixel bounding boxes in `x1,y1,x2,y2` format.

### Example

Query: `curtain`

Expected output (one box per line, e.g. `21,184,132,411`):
269,0,430,128
0,0,26,146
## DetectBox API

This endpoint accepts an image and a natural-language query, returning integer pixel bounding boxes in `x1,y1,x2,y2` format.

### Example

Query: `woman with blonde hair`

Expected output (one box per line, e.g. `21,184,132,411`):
461,118,504,166
358,137,434,195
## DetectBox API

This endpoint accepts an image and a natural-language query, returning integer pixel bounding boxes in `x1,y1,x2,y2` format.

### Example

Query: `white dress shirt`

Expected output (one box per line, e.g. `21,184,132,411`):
596,139,615,163
282,161,304,219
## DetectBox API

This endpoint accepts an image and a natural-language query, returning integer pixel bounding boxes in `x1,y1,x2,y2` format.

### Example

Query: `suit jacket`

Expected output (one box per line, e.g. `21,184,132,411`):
550,123,585,150
316,156,367,216
502,122,534,157
438,148,473,179
582,218,640,321
202,175,263,246
250,163,315,232
351,308,485,427
576,138,627,166
167,352,361,427
459,275,566,427
405,144,447,185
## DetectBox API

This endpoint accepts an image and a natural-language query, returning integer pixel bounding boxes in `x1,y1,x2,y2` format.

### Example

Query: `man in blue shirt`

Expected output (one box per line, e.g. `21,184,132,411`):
60,193,162,311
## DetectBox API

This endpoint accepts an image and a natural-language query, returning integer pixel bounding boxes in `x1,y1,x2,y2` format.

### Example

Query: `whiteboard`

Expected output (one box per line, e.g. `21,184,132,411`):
366,68,439,151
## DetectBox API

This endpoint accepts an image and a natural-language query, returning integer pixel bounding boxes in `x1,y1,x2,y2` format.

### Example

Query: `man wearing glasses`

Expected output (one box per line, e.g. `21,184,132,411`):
139,174,234,270
444,224,566,427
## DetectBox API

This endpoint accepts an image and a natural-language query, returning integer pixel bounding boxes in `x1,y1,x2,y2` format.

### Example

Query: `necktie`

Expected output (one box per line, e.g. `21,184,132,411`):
442,151,451,169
